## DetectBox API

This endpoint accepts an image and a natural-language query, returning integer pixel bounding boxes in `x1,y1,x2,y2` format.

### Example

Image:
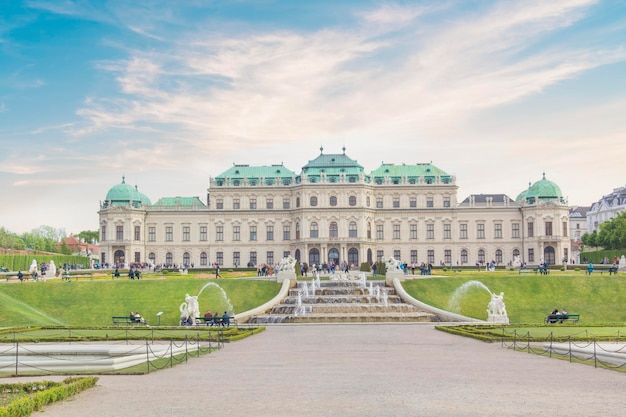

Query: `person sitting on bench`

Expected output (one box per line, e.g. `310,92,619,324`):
547,308,559,324
559,309,569,323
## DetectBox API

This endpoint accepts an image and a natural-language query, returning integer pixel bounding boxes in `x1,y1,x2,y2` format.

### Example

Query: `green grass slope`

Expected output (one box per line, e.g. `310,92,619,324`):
0,278,281,327
402,271,626,323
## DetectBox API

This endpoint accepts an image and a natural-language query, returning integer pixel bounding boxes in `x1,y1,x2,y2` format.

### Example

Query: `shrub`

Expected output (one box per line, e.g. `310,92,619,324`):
359,262,371,272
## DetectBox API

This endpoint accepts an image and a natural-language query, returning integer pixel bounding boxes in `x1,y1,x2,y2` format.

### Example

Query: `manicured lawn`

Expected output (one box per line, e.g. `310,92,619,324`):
0,274,281,327
402,270,626,324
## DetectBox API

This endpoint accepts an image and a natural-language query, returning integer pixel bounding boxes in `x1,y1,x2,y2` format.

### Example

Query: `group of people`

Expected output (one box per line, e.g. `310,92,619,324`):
546,308,568,324
180,310,231,327
130,311,147,324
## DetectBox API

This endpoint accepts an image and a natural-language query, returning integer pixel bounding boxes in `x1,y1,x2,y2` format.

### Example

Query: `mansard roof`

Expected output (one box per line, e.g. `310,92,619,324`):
460,194,516,205
370,162,453,185
151,197,205,208
214,164,297,186
301,146,365,176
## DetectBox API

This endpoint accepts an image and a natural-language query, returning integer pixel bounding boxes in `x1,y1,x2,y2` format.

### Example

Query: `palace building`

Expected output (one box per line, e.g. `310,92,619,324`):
98,147,570,269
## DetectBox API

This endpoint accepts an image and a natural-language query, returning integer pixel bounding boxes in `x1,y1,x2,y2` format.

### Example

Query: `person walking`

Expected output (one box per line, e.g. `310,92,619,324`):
215,264,222,279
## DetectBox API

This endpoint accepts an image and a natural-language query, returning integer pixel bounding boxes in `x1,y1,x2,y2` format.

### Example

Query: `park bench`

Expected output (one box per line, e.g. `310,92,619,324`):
189,317,235,327
545,313,579,324
518,268,535,275
112,316,146,326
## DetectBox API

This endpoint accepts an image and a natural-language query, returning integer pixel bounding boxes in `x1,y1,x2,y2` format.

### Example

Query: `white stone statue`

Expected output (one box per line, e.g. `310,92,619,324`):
179,293,200,323
48,260,57,278
487,292,509,324
278,255,297,272
384,256,401,271
619,255,626,271
512,255,521,268
28,259,38,274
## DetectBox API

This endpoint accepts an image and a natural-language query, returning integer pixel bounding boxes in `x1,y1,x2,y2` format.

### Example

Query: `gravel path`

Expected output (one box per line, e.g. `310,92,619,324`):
23,324,626,417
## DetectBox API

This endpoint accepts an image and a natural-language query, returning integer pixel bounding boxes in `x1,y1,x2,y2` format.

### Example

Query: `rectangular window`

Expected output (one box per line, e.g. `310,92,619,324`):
564,248,569,260
444,250,452,264
233,199,240,209
410,197,417,208
545,221,553,236
410,224,417,240
376,250,384,262
443,198,450,208
460,224,468,239
267,251,274,265
512,223,520,238
427,250,435,264
216,199,223,209
116,225,123,240
182,226,190,241
477,224,485,239
563,222,568,237
528,248,535,263
527,222,534,237
283,199,290,209
410,250,417,264
394,250,401,260
250,251,257,266
266,199,274,209
233,252,240,267
216,226,223,241
233,226,240,241
216,252,223,265
376,198,383,208
283,251,290,259
165,226,173,242
250,226,257,241
200,226,207,241
393,224,400,240
267,225,274,241
283,225,290,240
461,251,468,264
494,223,502,239
134,226,140,241
135,252,140,263
426,197,433,208
393,198,400,208
443,224,451,239
376,224,384,240
101,225,106,241
148,227,156,242
250,198,256,209
427,224,434,239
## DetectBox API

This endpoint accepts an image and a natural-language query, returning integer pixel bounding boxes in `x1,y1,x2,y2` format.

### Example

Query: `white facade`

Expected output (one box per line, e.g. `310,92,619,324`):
587,186,626,233
98,150,570,269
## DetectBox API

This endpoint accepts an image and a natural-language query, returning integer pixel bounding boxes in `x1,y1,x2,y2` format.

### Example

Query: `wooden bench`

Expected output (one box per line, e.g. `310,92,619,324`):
188,317,235,327
545,314,579,324
112,316,146,326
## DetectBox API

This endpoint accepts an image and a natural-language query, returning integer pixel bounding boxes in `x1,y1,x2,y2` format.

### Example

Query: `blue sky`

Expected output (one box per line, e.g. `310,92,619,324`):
1,0,625,235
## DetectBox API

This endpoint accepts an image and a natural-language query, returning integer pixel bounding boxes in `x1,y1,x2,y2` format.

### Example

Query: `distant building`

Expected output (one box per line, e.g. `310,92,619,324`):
569,206,591,263
587,186,626,233
98,148,571,268
58,236,99,258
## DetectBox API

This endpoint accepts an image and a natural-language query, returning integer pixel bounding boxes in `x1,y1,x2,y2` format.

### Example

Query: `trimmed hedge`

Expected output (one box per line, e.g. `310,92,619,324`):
0,254,91,272
0,377,98,417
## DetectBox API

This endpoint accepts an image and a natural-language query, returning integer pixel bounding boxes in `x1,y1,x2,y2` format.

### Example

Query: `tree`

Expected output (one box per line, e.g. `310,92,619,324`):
77,230,99,244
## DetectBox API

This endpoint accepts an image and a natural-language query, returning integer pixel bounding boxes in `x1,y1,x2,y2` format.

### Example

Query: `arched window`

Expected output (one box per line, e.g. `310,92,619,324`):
296,222,300,239
328,248,339,265
544,246,555,265
348,248,359,265
310,222,318,238
183,252,191,267
310,196,318,207
349,221,357,238
329,222,338,238
478,249,485,264
349,196,356,206
495,249,502,264
461,249,468,264
330,196,337,206
295,249,301,261
513,249,520,259
148,252,156,264
200,252,207,266
367,248,373,263
309,248,320,266
166,252,173,265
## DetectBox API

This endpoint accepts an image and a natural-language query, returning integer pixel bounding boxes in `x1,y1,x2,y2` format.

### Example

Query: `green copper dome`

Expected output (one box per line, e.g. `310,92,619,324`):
104,177,151,207
516,173,564,204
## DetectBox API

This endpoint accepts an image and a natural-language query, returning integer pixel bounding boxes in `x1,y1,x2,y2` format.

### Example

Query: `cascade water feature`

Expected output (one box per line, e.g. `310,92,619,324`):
448,280,509,323
250,279,435,323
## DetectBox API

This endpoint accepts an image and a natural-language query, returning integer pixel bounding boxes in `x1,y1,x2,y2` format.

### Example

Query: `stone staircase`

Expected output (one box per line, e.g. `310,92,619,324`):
250,278,436,324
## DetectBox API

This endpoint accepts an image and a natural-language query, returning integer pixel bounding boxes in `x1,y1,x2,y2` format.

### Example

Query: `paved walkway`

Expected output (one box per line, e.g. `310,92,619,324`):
31,324,626,416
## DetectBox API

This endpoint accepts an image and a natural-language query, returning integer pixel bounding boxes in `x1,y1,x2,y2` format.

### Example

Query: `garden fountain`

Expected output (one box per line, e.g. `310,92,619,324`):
448,280,509,324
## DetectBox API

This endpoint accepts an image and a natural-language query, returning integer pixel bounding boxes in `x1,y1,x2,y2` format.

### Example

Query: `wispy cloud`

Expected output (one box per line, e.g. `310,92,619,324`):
72,0,623,154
